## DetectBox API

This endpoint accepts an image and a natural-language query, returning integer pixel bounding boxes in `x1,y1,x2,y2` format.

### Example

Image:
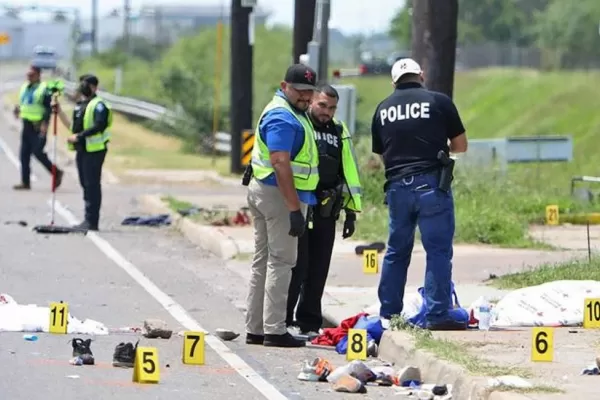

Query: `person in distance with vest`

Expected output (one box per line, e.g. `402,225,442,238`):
13,65,64,191
371,58,468,331
244,64,319,348
286,84,362,336
54,74,113,231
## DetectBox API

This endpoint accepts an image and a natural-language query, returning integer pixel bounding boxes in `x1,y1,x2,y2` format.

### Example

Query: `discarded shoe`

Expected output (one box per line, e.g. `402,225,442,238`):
332,374,367,393
327,360,376,384
367,339,378,357
112,341,138,368
215,328,240,341
354,242,386,255
297,357,333,382
71,338,95,365
143,319,172,339
397,366,422,386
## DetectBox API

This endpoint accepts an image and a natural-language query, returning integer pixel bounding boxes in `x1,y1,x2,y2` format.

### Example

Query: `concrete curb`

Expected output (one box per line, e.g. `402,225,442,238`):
138,194,243,260
378,331,532,400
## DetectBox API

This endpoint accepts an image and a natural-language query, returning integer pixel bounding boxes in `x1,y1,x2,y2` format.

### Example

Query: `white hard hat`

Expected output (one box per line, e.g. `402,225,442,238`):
391,58,422,83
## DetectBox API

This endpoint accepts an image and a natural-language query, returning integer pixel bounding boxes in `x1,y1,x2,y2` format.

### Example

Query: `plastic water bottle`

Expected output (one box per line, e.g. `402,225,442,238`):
478,302,492,331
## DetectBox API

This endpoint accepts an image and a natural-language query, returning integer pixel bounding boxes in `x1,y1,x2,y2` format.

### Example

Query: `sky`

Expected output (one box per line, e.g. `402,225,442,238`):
10,0,405,35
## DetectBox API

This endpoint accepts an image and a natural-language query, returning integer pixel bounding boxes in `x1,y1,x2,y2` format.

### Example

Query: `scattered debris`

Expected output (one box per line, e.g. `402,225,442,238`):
0,293,108,335
332,374,367,393
143,319,172,339
4,220,27,227
23,334,38,341
215,328,240,341
121,214,171,227
581,365,599,375
69,357,83,366
176,205,252,227
488,375,532,389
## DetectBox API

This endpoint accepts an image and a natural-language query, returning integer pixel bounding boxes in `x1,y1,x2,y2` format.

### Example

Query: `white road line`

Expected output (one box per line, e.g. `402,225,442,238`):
0,135,37,182
0,137,287,400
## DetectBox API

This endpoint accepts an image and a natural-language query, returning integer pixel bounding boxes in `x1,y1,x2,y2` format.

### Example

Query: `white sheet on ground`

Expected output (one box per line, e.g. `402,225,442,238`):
486,280,600,327
0,293,109,335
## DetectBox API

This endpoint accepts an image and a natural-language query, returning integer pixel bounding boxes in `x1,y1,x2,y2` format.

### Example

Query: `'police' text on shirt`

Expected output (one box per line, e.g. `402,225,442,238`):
314,131,339,148
380,102,430,126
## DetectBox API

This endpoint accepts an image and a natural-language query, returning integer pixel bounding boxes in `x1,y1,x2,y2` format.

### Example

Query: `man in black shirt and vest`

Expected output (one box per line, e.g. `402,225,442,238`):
371,58,468,331
55,74,112,231
286,84,362,336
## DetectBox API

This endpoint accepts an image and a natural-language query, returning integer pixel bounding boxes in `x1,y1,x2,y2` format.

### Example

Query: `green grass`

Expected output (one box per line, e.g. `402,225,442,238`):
489,257,600,289
347,68,600,246
78,28,600,248
390,318,531,377
161,196,238,225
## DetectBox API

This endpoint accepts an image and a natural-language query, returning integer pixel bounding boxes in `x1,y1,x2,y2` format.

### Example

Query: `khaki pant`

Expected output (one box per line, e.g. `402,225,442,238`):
245,179,307,335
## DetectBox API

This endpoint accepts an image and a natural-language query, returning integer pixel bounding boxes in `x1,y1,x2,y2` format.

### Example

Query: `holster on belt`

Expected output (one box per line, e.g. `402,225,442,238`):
241,164,253,186
317,184,343,218
437,150,455,192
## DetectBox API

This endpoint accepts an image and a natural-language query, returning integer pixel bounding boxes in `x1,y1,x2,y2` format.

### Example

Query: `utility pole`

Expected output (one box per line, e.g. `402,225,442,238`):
411,0,429,70
312,0,330,82
91,0,98,56
425,0,458,97
123,0,131,54
292,0,316,64
230,0,253,174
411,0,458,98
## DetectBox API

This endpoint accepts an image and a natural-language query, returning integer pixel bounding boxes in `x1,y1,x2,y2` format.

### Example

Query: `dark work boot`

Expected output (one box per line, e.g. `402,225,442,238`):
246,333,264,345
13,183,31,190
263,332,306,348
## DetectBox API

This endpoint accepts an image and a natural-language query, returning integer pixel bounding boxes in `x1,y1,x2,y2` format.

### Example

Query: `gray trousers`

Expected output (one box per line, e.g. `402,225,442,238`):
245,179,308,335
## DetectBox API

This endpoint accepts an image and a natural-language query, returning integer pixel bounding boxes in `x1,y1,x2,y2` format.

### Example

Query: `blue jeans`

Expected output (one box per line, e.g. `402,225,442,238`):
378,172,455,323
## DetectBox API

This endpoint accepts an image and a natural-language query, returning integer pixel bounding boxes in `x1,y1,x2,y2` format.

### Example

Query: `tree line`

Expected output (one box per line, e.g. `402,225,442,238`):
390,0,600,68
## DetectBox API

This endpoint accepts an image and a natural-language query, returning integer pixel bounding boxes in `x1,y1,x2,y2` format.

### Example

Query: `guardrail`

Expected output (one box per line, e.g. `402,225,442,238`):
61,80,234,153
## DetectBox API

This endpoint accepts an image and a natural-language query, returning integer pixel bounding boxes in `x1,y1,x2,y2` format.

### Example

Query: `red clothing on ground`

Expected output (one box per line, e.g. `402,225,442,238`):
311,313,367,346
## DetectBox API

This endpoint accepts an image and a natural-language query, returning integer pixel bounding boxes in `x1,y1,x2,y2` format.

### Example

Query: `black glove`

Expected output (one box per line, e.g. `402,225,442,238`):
342,210,356,239
289,210,306,237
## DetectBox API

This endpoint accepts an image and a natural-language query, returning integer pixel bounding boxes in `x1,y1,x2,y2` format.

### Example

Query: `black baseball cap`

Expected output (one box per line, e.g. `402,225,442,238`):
284,64,317,90
80,74,99,86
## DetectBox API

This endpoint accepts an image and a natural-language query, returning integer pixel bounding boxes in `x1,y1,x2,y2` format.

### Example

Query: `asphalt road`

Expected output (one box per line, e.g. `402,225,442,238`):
0,81,394,399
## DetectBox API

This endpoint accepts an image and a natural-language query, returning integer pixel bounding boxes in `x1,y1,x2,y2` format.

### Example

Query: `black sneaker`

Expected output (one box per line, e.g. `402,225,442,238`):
71,338,95,365
246,333,264,345
263,332,306,348
112,340,138,368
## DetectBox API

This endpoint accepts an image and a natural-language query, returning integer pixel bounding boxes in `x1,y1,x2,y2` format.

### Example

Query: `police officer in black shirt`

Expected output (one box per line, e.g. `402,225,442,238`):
56,74,112,231
371,58,468,331
286,84,362,335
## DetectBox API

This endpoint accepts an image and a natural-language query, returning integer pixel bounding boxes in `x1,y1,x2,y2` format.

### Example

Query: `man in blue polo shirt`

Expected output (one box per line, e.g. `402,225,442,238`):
245,64,320,348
